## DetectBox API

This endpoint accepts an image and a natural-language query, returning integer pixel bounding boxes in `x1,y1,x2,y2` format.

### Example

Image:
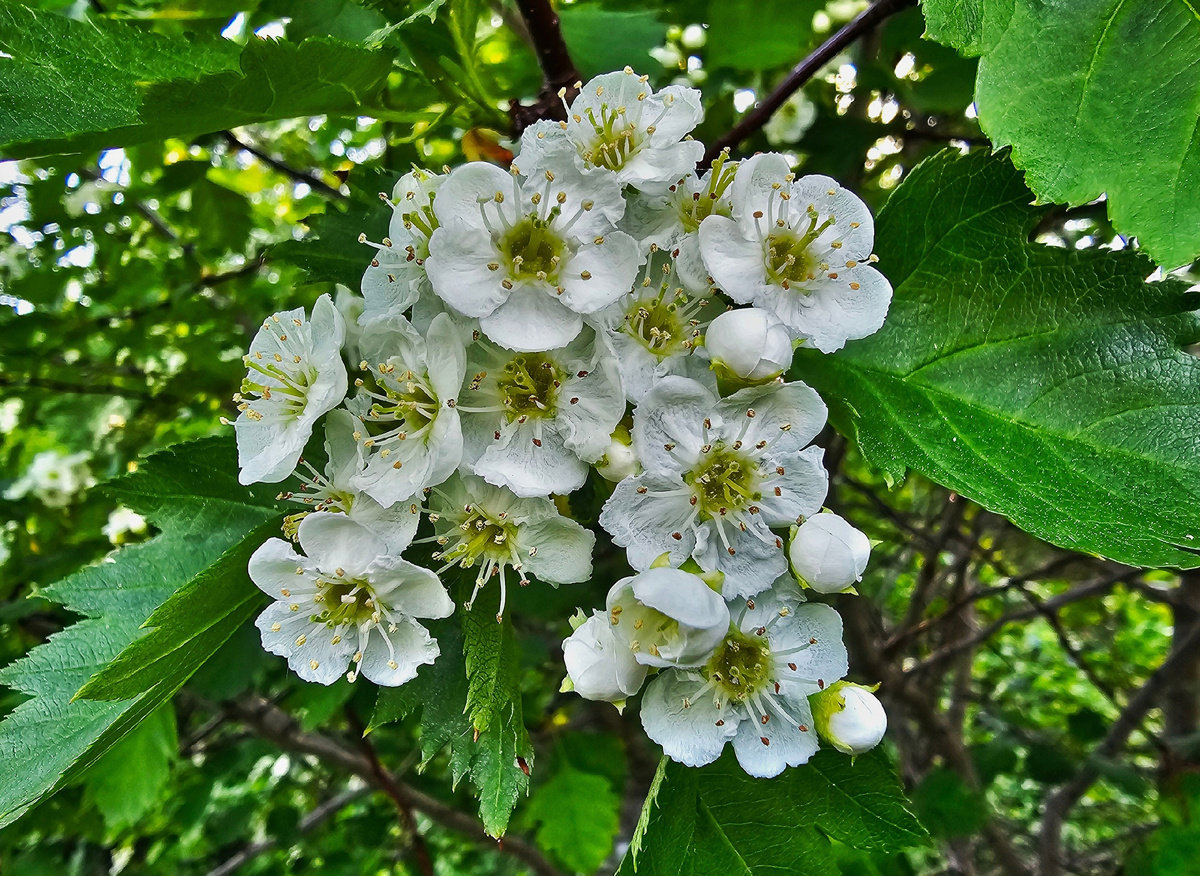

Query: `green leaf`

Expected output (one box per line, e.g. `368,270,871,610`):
82,704,177,830
0,437,282,827
460,582,522,735
791,149,1200,569
0,3,398,158
911,767,986,839
921,0,1200,268
526,765,621,874
559,7,667,78
704,0,825,71
617,750,927,874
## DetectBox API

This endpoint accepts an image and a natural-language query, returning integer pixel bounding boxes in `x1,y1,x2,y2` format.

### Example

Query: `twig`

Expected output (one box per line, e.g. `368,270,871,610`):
222,131,346,201
703,0,918,162
204,785,370,876
508,0,581,135
1038,619,1200,875
226,695,564,876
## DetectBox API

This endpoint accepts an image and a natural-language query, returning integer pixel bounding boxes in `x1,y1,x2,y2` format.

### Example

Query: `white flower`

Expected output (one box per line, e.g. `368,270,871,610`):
704,306,794,383
102,507,148,545
606,566,730,668
699,152,892,353
249,513,454,686
788,511,870,593
348,313,466,507
5,449,96,508
458,325,624,497
334,284,365,365
280,410,422,554
359,169,444,324
592,249,716,403
425,160,640,352
599,376,828,599
810,681,887,756
563,611,647,703
235,295,347,485
640,593,849,777
620,153,738,290
764,90,817,146
430,474,595,620
518,68,705,192
595,426,638,483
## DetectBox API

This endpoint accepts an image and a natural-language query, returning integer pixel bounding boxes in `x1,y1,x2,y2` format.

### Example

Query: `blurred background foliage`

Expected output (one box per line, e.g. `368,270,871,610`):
0,0,1192,874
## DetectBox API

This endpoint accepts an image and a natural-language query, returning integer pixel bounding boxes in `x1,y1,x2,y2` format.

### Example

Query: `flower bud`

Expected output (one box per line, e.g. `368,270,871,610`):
704,307,794,385
606,567,730,668
810,682,887,756
595,425,638,482
788,512,870,593
562,611,647,703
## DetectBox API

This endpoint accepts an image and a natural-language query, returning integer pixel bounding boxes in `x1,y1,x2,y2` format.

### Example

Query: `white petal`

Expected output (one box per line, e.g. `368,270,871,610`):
475,422,588,498
248,539,317,599
788,174,875,259
771,603,849,695
358,615,440,687
257,602,355,686
235,417,308,485
646,85,704,143
297,512,386,576
693,518,787,600
731,693,819,777
355,411,463,508
426,226,509,318
558,233,643,314
640,670,737,768
556,334,625,461
716,380,828,454
367,556,454,619
479,286,583,352
757,445,830,525
632,375,718,475
600,474,698,571
789,266,893,353
631,567,729,631
520,515,595,584
425,312,468,402
731,152,793,229
563,612,647,701
431,161,514,231
698,215,768,304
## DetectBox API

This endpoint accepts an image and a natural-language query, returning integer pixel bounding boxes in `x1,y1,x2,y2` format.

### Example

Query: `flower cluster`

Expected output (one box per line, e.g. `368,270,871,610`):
234,68,892,777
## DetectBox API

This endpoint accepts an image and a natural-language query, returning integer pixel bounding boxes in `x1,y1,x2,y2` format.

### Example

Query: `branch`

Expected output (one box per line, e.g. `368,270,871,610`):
226,695,564,876
703,0,918,162
508,0,581,135
1038,618,1200,875
222,131,346,201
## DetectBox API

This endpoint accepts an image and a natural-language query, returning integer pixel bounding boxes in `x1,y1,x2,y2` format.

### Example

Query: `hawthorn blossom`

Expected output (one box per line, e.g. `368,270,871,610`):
425,161,640,352
458,325,624,497
810,681,887,756
563,610,647,703
704,306,794,384
699,152,892,353
429,474,595,620
102,507,148,545
640,594,848,777
518,68,705,192
359,169,444,324
249,513,453,686
280,410,422,553
348,313,466,507
592,249,715,403
235,295,347,485
5,449,96,508
605,565,730,668
788,511,871,594
599,376,828,599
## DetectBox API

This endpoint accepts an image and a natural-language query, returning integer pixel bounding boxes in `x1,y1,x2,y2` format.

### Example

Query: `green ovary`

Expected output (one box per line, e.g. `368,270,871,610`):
684,445,761,519
705,628,772,703
501,217,564,282
625,296,687,358
497,353,561,421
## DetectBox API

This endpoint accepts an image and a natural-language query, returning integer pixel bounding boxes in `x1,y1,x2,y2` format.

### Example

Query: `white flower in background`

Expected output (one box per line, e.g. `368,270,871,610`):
592,249,715,403
348,313,466,507
606,565,730,668
788,511,871,594
764,90,817,146
595,426,638,483
359,169,445,324
641,594,849,777
5,449,96,508
280,410,422,554
425,161,640,352
458,325,624,497
810,681,887,756
621,153,738,290
235,295,347,485
699,152,892,353
334,284,365,366
249,513,453,686
599,376,828,599
102,507,148,545
429,474,595,620
704,306,795,384
518,68,705,192
563,610,647,703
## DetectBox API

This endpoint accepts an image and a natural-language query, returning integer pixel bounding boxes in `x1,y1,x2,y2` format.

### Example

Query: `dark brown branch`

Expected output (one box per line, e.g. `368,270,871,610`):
508,0,581,135
703,0,918,162
1038,618,1200,875
222,131,346,201
226,695,563,876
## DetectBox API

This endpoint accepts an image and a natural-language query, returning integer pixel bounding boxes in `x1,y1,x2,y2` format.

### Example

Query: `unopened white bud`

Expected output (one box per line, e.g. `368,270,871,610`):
788,512,870,593
705,307,794,384
595,426,638,482
811,682,887,756
680,24,707,49
563,612,646,703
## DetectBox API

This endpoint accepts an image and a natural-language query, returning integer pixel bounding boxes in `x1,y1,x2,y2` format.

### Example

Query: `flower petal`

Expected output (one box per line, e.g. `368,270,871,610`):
640,670,738,768
479,286,584,352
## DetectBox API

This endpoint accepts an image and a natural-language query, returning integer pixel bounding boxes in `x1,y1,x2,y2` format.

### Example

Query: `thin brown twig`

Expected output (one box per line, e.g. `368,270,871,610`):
703,0,918,162
222,131,346,201
508,0,581,135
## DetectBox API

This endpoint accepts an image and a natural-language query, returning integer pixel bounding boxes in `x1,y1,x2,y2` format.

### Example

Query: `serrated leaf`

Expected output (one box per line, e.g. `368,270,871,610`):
617,750,926,875
526,765,620,874
0,437,282,827
792,149,1200,569
921,0,1200,268
0,3,398,158
81,704,176,830
460,582,522,736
